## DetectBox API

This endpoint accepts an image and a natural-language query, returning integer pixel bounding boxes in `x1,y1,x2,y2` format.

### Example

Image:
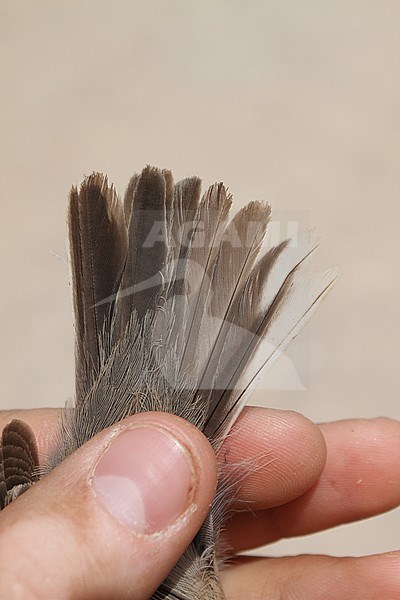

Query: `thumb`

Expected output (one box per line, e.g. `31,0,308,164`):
0,412,218,600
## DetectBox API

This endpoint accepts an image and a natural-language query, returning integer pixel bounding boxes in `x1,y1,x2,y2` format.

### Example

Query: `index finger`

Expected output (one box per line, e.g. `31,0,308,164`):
0,406,327,511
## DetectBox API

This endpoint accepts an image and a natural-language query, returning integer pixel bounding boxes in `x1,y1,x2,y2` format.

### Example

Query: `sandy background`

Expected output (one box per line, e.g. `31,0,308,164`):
0,1,399,557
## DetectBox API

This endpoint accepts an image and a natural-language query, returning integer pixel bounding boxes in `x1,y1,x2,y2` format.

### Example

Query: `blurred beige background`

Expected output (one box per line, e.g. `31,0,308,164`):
0,1,399,558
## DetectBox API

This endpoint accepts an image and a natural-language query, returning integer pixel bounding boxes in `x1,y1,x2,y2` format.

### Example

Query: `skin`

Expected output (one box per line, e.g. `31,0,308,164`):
0,407,399,599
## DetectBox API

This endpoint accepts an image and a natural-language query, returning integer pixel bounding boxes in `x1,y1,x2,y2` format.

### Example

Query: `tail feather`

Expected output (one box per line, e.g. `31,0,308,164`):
201,234,321,438
178,183,232,378
206,264,338,439
197,201,271,392
123,172,140,225
68,173,127,400
161,176,203,352
117,166,169,331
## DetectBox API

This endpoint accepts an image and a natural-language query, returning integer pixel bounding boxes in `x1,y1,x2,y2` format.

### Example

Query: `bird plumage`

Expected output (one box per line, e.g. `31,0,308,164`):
0,166,337,599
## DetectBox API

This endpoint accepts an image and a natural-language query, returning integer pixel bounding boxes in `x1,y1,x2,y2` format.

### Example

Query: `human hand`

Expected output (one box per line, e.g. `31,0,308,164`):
0,409,217,599
0,408,399,599
220,408,400,599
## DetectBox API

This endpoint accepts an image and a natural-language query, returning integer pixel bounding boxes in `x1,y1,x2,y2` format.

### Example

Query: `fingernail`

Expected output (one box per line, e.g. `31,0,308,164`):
91,426,197,535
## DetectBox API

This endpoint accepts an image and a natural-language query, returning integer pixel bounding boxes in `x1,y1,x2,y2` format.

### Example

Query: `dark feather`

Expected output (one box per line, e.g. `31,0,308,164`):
117,166,169,333
0,419,39,508
123,172,140,225
68,173,127,400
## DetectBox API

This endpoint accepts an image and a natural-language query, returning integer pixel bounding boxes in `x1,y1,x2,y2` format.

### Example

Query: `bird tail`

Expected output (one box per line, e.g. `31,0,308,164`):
0,166,337,599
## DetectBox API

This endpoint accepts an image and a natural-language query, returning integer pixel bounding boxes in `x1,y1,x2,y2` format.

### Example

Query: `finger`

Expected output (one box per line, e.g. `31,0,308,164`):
220,553,400,600
0,412,217,600
0,406,328,509
225,417,400,551
221,406,327,509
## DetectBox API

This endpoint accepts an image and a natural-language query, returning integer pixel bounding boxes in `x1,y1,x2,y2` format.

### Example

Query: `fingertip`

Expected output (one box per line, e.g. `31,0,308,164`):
224,407,327,508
